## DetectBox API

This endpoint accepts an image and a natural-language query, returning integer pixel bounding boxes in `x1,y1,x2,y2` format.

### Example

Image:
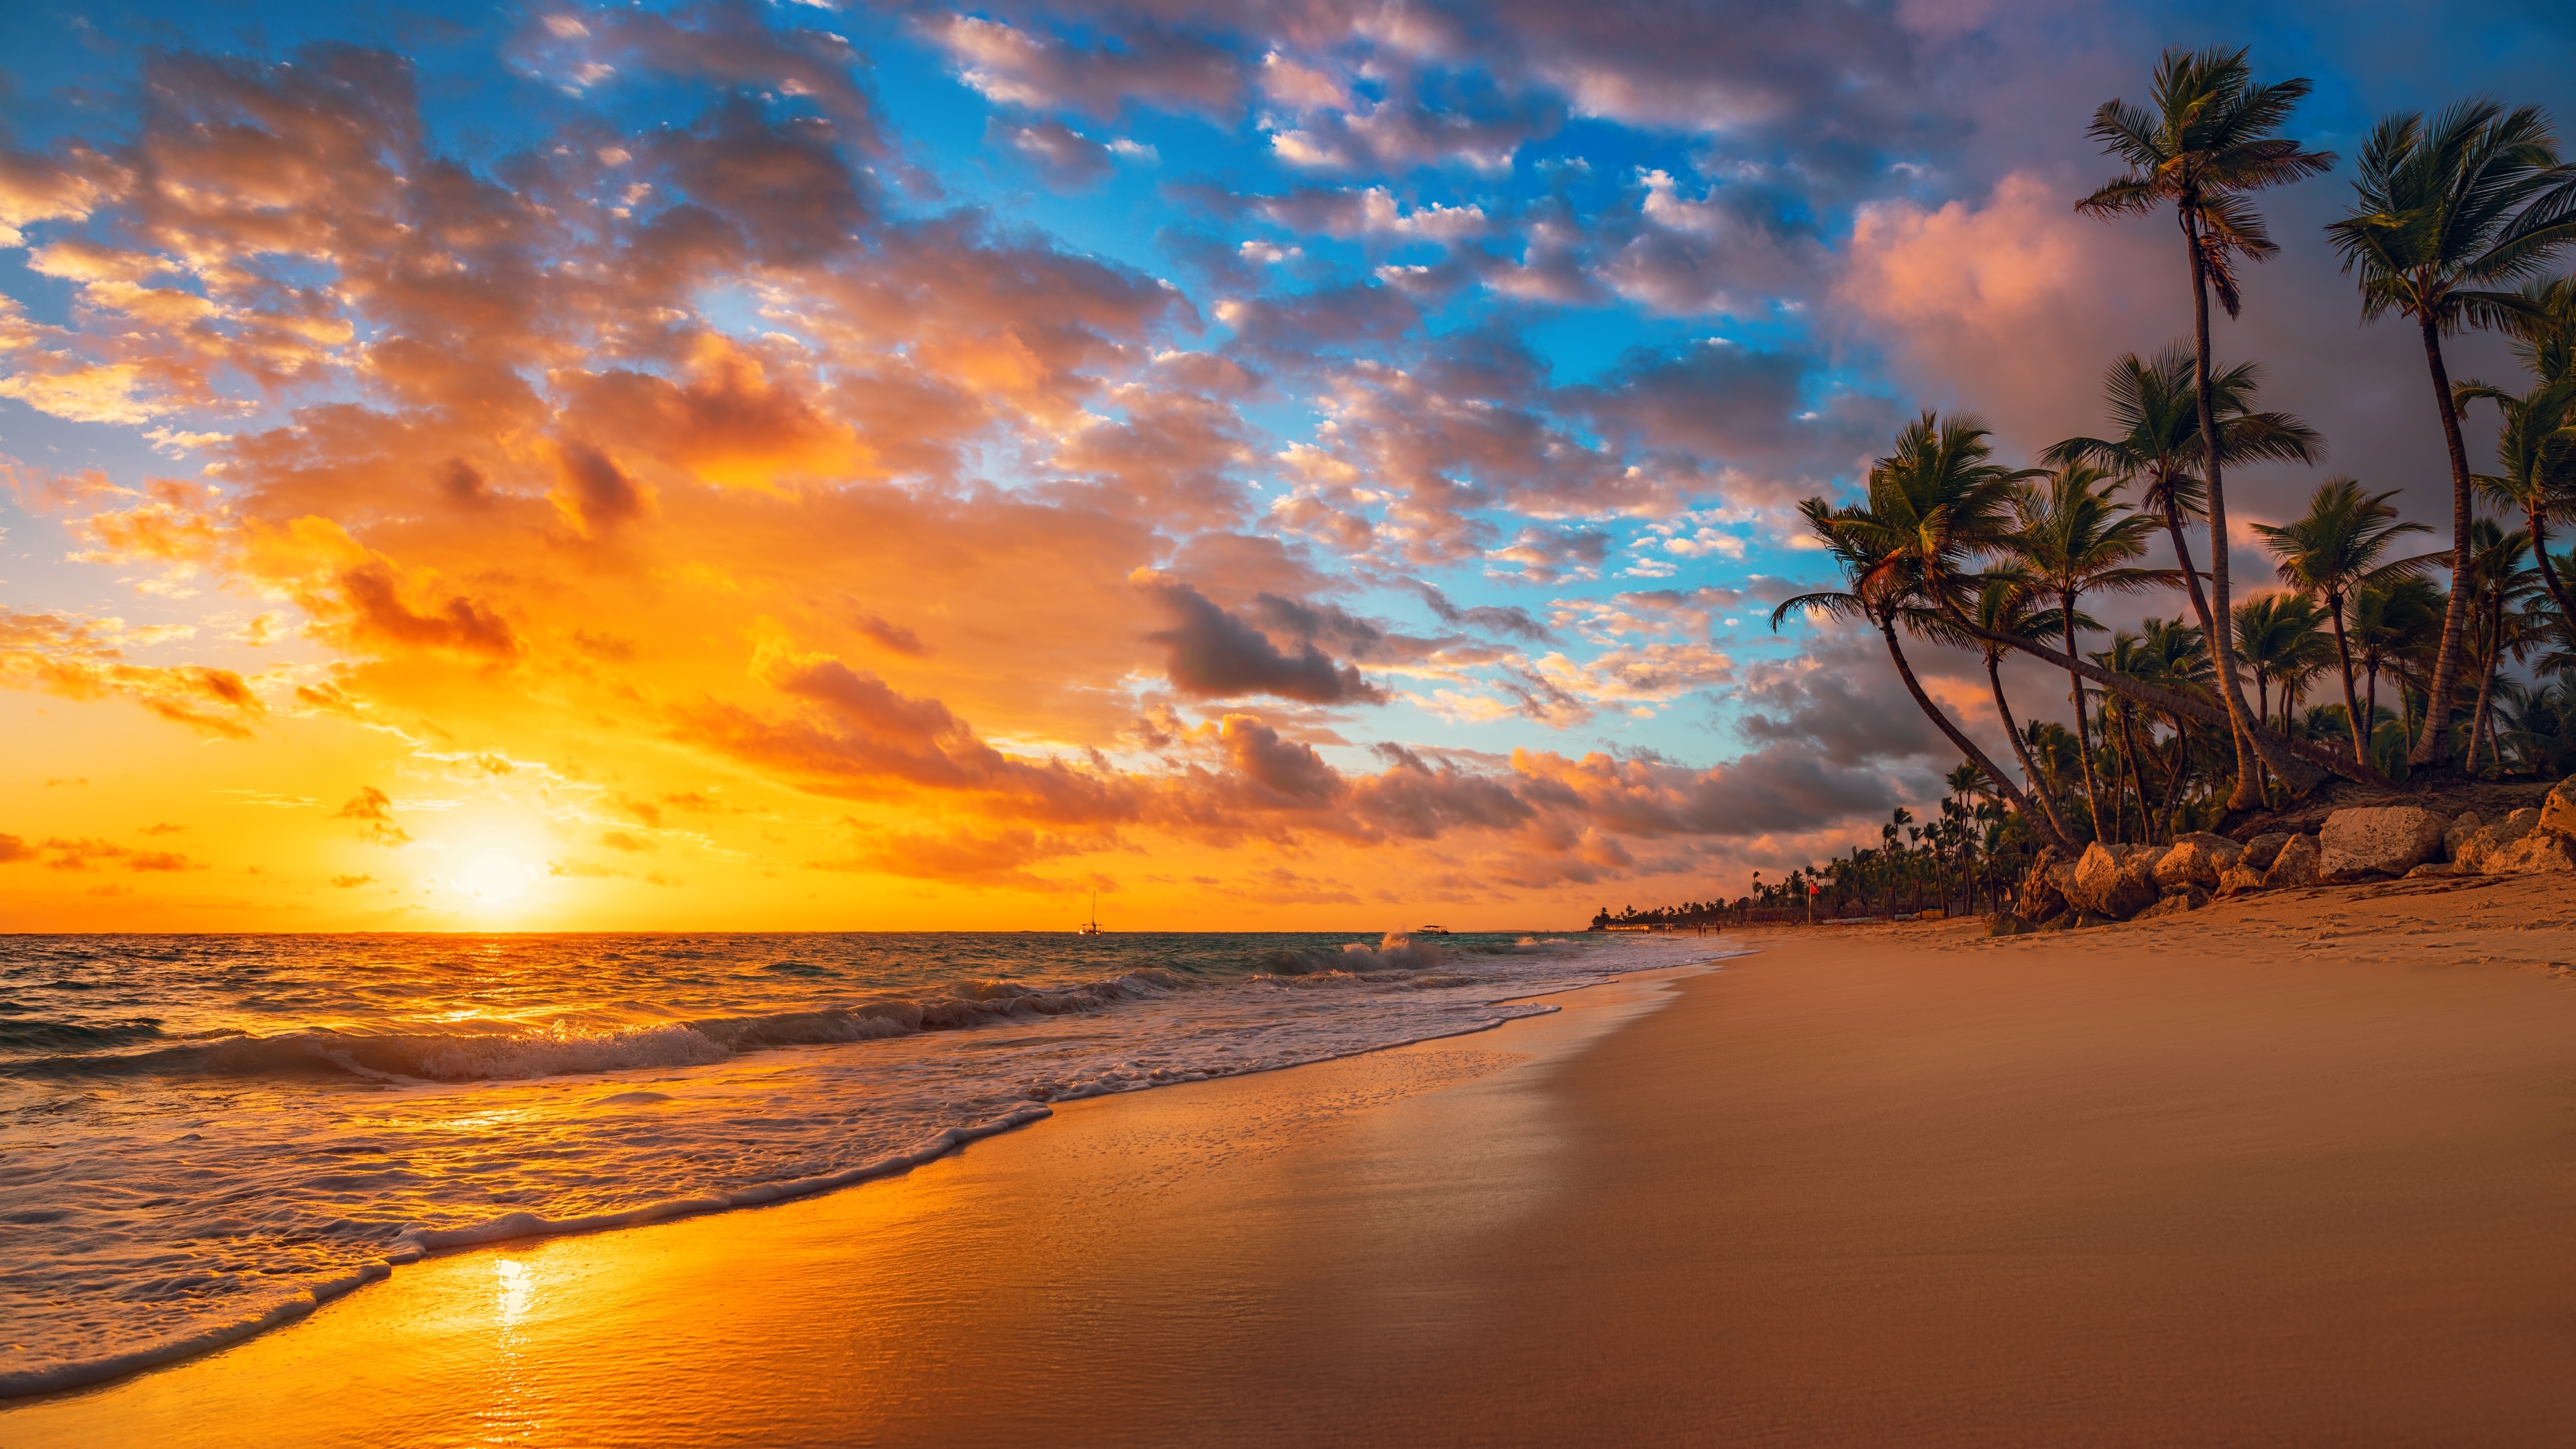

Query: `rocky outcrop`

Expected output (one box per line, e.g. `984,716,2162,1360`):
2265,833,2322,888
2540,777,2576,837
2134,883,2212,920
2240,833,2292,872
2215,865,2267,896
2481,829,2576,875
2155,833,2242,890
2070,843,2161,919
2317,806,2450,880
2443,812,2483,861
2453,808,2542,875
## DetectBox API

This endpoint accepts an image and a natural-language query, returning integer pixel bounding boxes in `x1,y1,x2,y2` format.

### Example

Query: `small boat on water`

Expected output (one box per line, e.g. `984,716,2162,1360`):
1077,892,1104,936
1415,924,1451,935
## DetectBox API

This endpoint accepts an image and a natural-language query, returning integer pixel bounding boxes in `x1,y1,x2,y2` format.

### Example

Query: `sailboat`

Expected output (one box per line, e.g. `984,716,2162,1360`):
1077,891,1104,936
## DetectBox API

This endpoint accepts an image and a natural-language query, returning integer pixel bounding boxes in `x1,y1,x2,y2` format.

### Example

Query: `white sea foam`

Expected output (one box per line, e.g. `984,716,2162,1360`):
0,929,1738,1397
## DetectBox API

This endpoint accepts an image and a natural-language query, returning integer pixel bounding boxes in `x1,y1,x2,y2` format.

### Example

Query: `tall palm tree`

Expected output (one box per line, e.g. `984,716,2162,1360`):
2006,464,2169,839
2045,345,2321,672
1775,413,2065,850
2078,46,2335,806
2324,99,2576,768
2253,477,2435,764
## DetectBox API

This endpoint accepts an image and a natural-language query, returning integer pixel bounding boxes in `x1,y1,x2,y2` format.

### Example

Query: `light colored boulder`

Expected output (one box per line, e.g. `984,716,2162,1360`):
2241,833,2292,871
2443,812,2482,861
2540,777,2576,837
2318,806,2450,879
2155,833,2241,889
2483,830,2576,875
2071,842,2159,919
2458,808,2540,874
2215,865,2267,896
2265,833,2322,888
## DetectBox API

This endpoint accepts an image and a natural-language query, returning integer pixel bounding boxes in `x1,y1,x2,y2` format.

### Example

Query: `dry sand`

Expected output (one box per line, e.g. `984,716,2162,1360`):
8,876,2575,1447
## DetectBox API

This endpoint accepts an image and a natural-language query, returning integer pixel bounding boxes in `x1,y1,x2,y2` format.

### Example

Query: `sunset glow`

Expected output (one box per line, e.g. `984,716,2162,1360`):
1,2,2564,931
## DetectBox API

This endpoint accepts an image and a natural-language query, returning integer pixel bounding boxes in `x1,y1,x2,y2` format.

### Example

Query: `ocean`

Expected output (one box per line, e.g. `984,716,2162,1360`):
0,928,1737,1396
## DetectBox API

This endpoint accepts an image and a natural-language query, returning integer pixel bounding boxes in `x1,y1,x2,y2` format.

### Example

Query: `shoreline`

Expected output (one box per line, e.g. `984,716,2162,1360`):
0,939,1737,1406
9,880,2574,1443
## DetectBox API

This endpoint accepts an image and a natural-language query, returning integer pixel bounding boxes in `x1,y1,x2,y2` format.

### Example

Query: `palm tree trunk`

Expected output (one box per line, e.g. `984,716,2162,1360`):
1988,654,2076,844
2366,663,2381,764
1878,616,2068,853
2328,592,2368,766
2183,206,2267,809
2062,599,2104,841
2117,710,2151,843
2411,317,2475,769
2467,596,2501,777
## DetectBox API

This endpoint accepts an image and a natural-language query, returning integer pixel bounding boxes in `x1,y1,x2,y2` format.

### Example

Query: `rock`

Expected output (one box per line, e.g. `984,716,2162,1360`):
2071,842,2159,919
2458,808,2540,874
2443,812,2483,861
2135,884,2212,920
2241,833,2292,871
2073,912,2116,929
2155,833,2240,889
1988,914,2040,937
2318,806,2450,879
2483,830,2576,875
2404,862,2457,879
2214,865,2267,896
2265,833,2322,888
2540,777,2576,837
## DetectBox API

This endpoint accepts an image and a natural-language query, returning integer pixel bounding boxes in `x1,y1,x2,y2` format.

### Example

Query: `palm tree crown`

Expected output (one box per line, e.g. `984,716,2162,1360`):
2253,477,2435,764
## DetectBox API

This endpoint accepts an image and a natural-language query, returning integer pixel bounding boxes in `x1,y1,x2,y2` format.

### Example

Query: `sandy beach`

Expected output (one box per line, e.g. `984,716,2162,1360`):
10,877,2576,1447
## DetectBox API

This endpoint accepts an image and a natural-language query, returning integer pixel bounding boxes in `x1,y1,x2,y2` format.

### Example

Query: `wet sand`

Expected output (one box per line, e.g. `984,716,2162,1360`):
9,877,2576,1446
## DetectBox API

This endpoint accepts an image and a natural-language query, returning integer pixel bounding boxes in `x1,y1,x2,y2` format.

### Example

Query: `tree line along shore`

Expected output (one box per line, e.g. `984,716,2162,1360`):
1611,47,2576,934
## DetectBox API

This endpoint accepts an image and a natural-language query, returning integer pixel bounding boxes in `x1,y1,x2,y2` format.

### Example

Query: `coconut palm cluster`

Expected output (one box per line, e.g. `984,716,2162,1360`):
1777,46,2576,877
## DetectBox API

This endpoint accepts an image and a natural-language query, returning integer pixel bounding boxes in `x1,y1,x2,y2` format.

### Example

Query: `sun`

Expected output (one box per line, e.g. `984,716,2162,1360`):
447,851,539,916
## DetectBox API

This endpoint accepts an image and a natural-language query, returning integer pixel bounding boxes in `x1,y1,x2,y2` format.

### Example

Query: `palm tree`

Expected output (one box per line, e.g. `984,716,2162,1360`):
2233,591,2334,794
2349,575,2447,765
2078,46,2335,805
2135,614,2215,838
2455,369,2576,635
2455,517,2538,770
2045,345,2321,679
1775,413,2065,849
1960,574,2082,844
2006,464,2169,838
2253,477,2435,764
2324,99,2576,768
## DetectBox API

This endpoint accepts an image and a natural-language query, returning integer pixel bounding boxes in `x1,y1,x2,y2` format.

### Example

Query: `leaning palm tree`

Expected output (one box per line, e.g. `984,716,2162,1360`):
1774,413,2065,850
2045,345,2321,682
2324,99,2576,767
2253,477,2436,765
2006,464,2169,838
2078,46,2335,804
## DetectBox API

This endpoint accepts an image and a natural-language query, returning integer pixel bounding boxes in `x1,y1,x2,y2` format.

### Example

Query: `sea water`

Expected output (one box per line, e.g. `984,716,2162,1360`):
0,929,1737,1395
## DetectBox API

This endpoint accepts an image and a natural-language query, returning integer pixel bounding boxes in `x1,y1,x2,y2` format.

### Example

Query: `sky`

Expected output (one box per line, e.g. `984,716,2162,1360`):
2,0,2573,931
